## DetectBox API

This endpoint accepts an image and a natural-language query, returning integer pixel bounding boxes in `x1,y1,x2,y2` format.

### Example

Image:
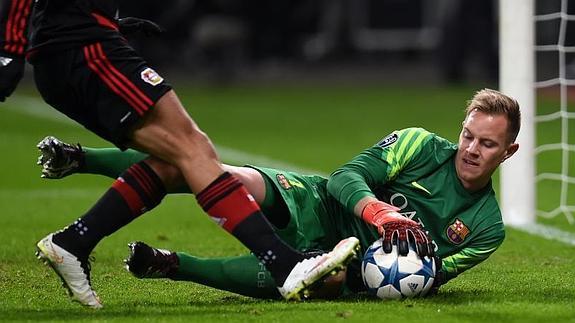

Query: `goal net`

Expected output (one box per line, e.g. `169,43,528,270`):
500,0,575,227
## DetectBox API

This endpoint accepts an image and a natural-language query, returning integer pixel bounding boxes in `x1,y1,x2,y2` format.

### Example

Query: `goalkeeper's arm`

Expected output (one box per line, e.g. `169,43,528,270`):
441,244,501,282
326,151,433,257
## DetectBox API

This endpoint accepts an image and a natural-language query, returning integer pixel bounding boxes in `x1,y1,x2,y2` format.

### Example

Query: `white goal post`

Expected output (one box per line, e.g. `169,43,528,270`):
499,0,536,226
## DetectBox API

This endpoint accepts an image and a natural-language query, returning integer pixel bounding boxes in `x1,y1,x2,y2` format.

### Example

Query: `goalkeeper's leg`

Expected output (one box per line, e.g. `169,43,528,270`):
175,252,281,299
36,139,265,196
125,241,346,299
37,136,149,179
174,252,348,299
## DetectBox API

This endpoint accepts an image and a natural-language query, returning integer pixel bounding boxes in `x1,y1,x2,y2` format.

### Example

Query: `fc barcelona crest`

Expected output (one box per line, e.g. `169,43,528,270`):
446,219,470,244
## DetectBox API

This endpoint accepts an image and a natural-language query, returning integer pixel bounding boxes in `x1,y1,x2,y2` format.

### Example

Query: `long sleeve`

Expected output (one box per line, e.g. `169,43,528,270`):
327,128,434,214
326,148,387,214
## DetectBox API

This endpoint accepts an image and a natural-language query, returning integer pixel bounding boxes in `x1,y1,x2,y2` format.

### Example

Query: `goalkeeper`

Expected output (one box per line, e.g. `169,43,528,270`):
37,89,520,299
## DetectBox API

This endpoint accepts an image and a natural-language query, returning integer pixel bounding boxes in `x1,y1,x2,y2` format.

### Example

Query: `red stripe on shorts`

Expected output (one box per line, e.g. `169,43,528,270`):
93,43,153,106
83,43,148,115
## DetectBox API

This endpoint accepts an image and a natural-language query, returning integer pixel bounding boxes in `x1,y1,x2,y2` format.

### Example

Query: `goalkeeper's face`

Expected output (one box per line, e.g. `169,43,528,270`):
455,110,519,192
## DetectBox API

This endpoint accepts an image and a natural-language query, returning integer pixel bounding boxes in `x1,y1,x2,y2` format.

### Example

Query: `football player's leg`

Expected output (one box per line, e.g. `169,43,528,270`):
125,241,347,300
37,136,149,179
36,142,269,200
175,253,281,299
33,42,173,308
81,148,147,178
121,90,331,296
175,252,348,300
36,44,354,301
36,157,165,309
125,241,280,299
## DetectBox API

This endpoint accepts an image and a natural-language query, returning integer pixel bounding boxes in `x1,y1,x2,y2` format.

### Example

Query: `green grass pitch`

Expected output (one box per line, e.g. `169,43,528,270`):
0,83,573,322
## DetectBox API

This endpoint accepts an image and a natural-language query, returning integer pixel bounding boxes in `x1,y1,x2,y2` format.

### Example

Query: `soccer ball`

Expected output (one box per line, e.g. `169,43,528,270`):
361,238,436,299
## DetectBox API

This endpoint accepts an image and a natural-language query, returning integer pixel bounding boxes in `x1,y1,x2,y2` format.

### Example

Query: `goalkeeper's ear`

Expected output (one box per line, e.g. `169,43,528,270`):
501,143,519,163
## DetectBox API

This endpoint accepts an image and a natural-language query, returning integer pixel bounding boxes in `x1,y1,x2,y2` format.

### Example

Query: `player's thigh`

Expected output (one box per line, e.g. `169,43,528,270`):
223,165,266,203
129,91,226,192
128,91,213,161
249,166,328,250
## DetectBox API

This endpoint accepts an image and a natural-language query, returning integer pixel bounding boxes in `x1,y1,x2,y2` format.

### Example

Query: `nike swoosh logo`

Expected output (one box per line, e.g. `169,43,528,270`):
0,57,13,66
39,243,64,263
411,181,431,195
305,256,329,274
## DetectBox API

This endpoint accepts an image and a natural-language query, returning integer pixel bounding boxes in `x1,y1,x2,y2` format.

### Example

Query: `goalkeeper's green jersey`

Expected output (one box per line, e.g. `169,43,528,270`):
325,127,505,282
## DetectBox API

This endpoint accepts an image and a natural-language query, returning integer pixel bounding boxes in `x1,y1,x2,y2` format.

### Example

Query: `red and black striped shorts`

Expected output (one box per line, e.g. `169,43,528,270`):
32,38,172,149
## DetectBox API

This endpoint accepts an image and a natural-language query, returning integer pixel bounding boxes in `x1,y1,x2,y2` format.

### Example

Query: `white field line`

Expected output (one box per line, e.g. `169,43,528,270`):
0,188,104,199
513,223,575,246
5,95,575,246
4,95,323,175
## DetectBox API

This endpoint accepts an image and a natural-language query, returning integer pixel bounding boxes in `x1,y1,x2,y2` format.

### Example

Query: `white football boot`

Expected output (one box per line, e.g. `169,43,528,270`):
36,233,102,309
278,236,360,301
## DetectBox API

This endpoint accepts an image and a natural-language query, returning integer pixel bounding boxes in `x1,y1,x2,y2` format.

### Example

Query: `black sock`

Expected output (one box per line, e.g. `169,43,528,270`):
53,161,166,258
232,214,305,285
196,172,304,285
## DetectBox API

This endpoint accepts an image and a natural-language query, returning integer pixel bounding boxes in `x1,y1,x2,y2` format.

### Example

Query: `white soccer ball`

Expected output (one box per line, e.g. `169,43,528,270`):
361,238,436,299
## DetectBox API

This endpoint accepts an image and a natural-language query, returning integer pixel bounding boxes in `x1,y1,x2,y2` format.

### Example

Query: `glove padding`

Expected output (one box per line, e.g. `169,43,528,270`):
0,56,25,102
118,17,164,37
361,200,434,258
381,221,434,257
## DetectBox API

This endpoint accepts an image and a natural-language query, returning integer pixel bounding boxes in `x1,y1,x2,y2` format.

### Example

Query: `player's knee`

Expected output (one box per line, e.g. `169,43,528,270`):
144,157,185,192
153,121,213,158
177,127,218,161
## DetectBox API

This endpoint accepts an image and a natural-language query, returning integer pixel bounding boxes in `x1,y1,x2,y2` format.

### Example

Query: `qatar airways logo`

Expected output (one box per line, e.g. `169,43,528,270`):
388,192,438,251
389,192,418,222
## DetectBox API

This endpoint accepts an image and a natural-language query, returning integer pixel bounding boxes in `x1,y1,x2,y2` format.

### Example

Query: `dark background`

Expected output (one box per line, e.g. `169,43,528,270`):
117,0,575,86
119,0,500,85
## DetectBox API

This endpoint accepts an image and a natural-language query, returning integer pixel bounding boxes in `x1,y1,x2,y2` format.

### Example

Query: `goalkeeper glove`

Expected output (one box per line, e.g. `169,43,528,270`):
118,17,164,37
427,256,444,296
361,200,434,258
0,56,24,102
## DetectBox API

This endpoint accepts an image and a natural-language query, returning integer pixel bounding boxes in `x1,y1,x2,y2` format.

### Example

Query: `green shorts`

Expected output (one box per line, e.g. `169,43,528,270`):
248,165,337,252
249,165,375,294
250,165,378,253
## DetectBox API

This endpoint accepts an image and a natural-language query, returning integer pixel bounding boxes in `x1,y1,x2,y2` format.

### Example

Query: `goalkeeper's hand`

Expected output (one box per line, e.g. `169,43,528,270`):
0,56,25,102
361,200,434,258
118,17,164,37
427,256,444,296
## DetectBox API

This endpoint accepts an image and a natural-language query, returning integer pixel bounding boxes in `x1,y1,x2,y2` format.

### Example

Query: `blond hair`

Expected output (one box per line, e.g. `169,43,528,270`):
466,88,521,143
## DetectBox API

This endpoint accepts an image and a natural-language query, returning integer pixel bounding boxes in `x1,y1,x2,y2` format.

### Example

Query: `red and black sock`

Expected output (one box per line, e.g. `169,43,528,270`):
196,172,304,285
53,161,166,257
